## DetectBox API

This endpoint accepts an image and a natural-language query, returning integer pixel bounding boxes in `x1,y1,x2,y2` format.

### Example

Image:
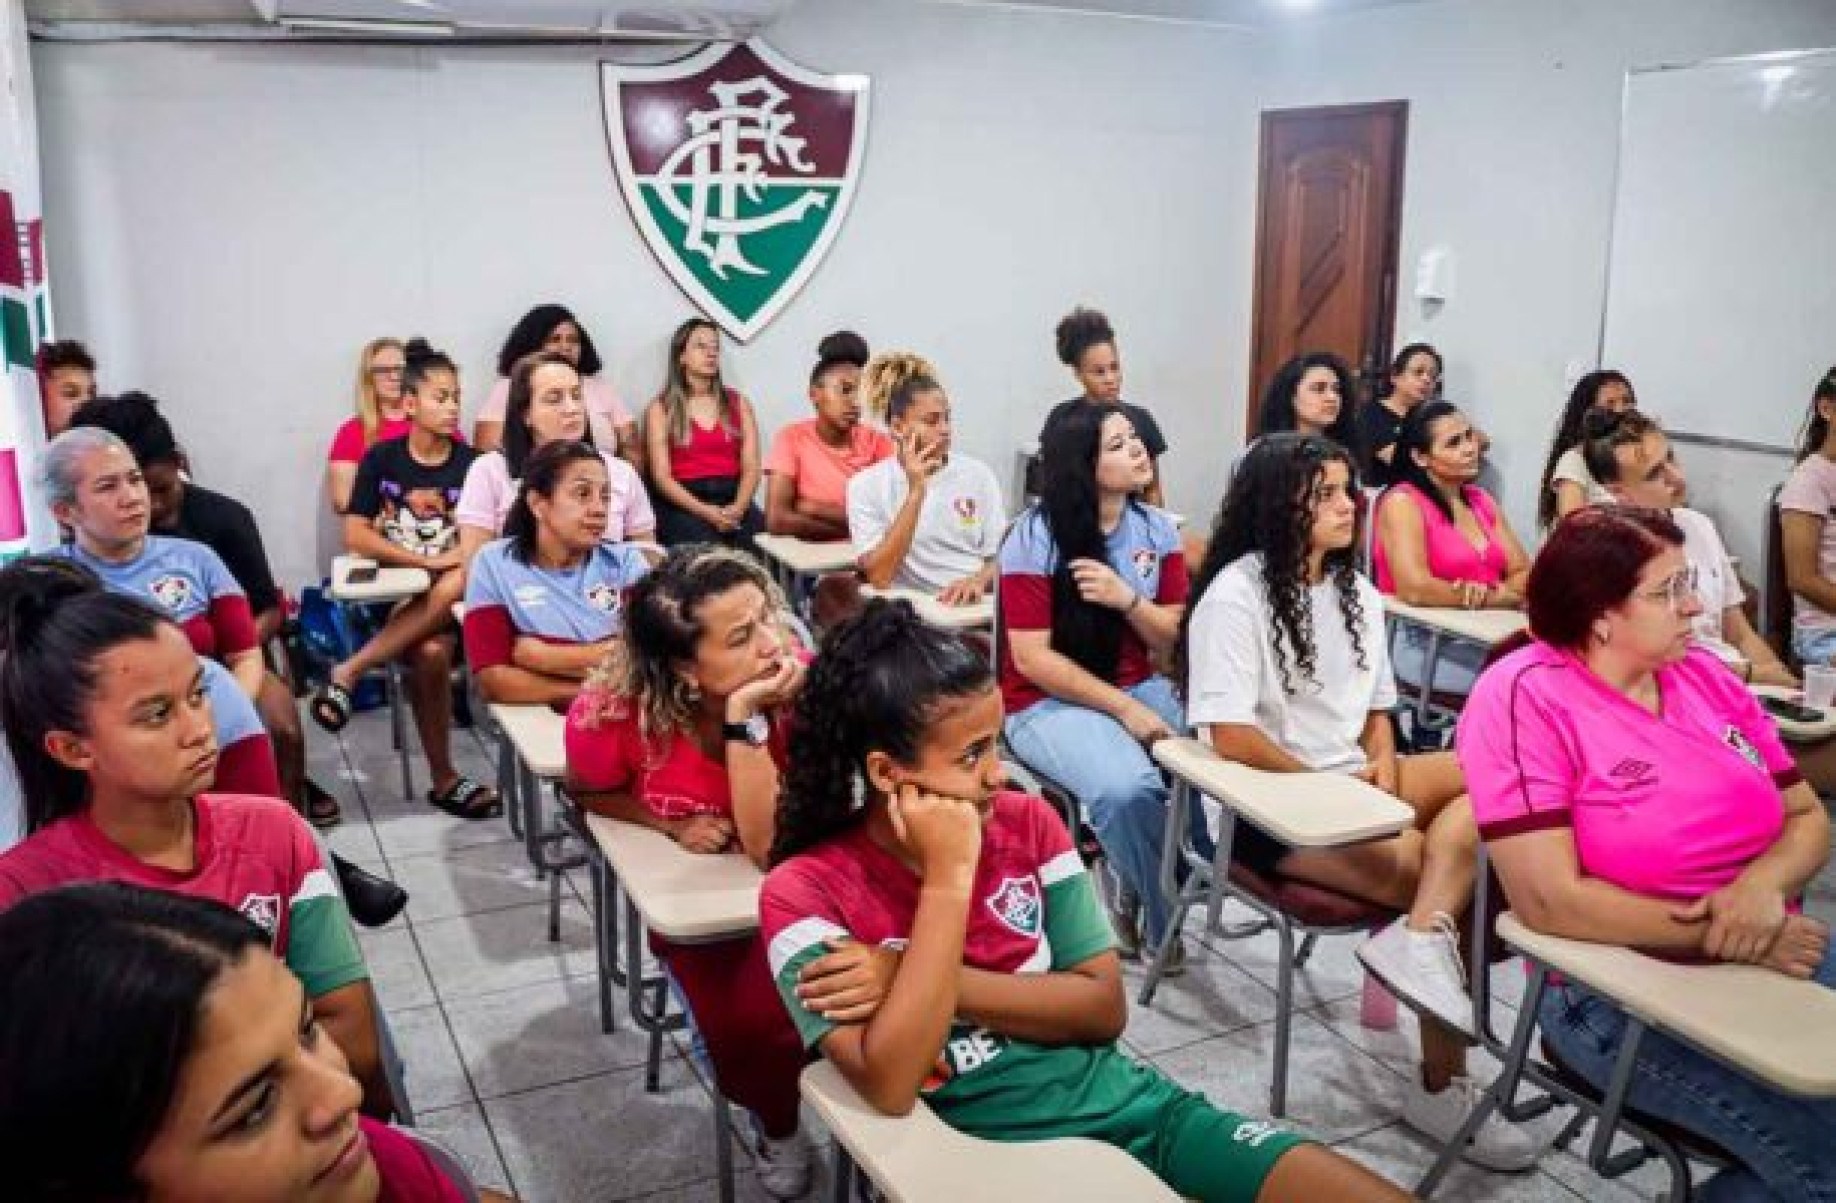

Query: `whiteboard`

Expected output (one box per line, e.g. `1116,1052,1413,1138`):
1601,49,1836,451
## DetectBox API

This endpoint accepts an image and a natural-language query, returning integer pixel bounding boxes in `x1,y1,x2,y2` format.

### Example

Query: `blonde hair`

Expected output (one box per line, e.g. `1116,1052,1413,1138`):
354,336,405,446
859,351,942,422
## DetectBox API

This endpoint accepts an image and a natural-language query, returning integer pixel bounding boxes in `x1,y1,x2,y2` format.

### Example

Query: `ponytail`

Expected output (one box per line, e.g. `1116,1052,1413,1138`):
504,440,603,563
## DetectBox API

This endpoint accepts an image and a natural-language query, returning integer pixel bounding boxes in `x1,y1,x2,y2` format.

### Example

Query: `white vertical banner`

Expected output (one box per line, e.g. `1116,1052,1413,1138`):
0,0,49,556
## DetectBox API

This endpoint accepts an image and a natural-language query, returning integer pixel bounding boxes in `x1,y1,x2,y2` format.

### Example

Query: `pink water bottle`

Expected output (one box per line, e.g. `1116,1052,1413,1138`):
1360,971,1398,1030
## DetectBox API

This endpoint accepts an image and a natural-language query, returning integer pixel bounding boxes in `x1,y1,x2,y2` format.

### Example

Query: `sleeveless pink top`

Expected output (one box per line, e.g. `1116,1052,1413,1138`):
1373,481,1507,593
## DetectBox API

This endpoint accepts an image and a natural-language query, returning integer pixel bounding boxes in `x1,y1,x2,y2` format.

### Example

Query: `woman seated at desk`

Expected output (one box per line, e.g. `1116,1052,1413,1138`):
1178,434,1537,1168
564,546,825,1198
1373,400,1531,705
847,351,1005,605
462,442,651,708
1459,506,1835,1201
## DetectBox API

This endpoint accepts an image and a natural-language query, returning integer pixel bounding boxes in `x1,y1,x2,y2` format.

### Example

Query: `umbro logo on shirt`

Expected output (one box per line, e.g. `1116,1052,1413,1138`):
1607,758,1656,787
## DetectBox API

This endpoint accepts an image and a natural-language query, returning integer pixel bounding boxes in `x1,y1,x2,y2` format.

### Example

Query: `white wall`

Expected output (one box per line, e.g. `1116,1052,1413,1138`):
33,0,1257,585
1251,0,1836,569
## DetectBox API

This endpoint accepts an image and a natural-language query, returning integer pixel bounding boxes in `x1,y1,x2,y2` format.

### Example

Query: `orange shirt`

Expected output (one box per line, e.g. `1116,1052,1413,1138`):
765,419,894,510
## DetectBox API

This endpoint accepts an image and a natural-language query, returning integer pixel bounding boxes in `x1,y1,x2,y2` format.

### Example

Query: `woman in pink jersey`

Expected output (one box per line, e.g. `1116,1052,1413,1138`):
0,884,509,1203
1459,507,1836,1200
564,545,823,1198
0,562,390,1117
762,601,1409,1203
326,338,408,516
643,318,764,549
1373,399,1531,705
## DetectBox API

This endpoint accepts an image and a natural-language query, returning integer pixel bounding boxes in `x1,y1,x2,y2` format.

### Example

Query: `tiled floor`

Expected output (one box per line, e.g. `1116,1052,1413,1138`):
317,708,1836,1202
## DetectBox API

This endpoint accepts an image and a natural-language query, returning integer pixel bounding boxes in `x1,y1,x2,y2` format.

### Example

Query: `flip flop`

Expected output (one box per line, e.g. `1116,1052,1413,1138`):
309,682,354,734
426,776,502,822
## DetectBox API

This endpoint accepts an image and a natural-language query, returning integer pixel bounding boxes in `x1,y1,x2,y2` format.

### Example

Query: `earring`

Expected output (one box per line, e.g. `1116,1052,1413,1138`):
683,681,701,705
1593,623,1612,647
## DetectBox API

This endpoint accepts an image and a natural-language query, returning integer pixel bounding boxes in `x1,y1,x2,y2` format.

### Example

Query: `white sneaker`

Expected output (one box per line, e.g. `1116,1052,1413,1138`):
1401,1073,1543,1172
1356,913,1475,1036
752,1124,813,1199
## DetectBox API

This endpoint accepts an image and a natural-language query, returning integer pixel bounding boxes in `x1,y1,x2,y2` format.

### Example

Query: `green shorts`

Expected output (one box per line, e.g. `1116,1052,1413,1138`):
935,1043,1308,1203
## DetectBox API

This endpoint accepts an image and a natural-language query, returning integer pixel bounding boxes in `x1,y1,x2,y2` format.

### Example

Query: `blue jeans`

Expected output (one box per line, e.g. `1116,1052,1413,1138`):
1794,626,1836,668
1539,944,1836,1201
1004,675,1212,944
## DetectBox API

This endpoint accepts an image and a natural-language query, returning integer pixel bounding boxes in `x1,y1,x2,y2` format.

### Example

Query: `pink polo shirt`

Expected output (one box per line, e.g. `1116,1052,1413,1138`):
1372,481,1508,593
1457,641,1799,903
453,449,656,542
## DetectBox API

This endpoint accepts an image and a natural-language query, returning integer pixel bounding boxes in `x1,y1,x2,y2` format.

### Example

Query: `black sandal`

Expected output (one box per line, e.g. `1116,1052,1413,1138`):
310,682,354,734
303,778,343,829
426,776,502,822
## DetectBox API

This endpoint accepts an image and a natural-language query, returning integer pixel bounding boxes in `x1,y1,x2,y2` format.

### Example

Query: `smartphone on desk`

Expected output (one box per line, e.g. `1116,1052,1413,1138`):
1759,694,1824,724
345,560,380,585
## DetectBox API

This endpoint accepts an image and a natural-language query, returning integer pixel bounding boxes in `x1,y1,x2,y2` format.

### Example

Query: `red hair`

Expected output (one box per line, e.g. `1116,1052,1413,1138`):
1527,506,1683,650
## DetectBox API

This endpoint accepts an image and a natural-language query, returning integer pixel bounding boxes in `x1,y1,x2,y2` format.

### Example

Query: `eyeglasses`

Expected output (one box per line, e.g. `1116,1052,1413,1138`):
1632,565,1699,613
369,365,405,377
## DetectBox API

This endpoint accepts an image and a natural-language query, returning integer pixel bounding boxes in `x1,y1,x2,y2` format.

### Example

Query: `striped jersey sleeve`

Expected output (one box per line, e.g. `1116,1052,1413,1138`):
760,864,852,1050
1024,795,1115,969
281,813,369,997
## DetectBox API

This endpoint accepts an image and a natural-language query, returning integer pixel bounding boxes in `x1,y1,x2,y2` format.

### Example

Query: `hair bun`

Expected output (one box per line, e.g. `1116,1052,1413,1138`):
860,351,938,419
0,557,101,653
403,336,439,364
817,330,869,369
1054,306,1115,367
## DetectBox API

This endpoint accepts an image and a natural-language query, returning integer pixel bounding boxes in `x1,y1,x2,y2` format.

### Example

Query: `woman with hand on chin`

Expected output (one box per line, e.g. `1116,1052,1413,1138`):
564,546,831,1198
1459,506,1836,1201
847,352,1005,606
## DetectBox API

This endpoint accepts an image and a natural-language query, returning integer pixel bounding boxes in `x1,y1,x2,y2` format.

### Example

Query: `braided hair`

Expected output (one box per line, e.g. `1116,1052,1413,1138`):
773,599,994,865
1176,434,1368,696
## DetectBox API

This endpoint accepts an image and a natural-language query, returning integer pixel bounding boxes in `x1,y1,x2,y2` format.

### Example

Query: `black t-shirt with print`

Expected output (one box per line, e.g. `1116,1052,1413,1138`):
348,435,477,558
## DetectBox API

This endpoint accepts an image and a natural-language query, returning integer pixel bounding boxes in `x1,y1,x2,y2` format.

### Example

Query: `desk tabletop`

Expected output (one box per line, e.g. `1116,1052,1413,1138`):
582,814,761,941
1750,683,1836,742
329,555,431,603
860,585,994,629
800,1062,1182,1202
1498,912,1836,1097
1154,737,1414,848
488,703,567,779
1383,597,1527,647
752,533,858,576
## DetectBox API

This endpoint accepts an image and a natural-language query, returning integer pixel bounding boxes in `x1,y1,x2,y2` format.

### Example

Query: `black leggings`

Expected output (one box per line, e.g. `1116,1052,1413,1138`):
654,475,764,550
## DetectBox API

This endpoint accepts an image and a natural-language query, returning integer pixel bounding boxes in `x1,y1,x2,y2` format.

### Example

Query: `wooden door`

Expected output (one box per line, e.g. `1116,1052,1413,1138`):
1247,102,1408,437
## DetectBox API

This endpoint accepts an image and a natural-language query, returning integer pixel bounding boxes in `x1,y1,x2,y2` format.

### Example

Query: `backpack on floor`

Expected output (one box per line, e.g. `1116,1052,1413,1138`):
294,584,387,713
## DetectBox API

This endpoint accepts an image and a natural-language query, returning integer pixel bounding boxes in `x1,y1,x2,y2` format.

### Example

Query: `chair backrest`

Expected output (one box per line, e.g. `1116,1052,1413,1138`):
1763,486,1796,664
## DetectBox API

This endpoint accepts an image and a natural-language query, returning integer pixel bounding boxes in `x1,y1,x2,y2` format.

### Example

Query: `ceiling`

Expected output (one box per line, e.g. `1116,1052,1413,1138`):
25,0,1430,28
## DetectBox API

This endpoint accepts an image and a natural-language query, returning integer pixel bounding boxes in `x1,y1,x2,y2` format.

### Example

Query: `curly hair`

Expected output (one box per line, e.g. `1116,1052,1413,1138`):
773,599,994,865
859,350,940,422
495,303,604,377
1176,433,1367,696
1054,306,1115,369
574,544,788,752
1256,351,1361,455
1535,369,1636,528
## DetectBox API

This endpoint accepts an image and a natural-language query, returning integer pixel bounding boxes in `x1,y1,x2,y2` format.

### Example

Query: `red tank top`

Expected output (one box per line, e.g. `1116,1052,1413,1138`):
668,390,746,482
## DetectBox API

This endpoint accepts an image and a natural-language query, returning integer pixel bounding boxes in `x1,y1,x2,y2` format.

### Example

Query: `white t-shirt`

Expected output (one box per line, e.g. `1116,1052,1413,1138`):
1551,445,1614,508
847,454,1006,595
1673,505,1745,664
1185,554,1398,773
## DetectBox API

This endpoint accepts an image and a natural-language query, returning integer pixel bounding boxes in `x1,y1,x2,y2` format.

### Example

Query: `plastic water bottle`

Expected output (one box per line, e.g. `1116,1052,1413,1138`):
1360,971,1398,1030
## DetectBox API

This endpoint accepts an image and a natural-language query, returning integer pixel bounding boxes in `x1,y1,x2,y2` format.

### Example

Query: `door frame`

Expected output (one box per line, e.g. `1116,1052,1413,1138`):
1246,100,1409,438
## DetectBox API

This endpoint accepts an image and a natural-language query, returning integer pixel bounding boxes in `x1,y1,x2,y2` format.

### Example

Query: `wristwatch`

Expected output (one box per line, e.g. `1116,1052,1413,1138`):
723,712,771,747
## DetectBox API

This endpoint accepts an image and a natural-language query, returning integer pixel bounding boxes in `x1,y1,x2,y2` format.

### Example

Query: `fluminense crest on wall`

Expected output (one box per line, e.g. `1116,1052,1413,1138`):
602,40,871,342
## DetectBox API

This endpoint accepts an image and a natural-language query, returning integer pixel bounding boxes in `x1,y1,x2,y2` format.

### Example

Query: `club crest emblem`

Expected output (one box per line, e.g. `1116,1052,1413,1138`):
602,40,871,342
586,582,621,615
148,573,195,614
953,496,979,527
985,876,1042,938
1131,549,1157,580
238,893,281,937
